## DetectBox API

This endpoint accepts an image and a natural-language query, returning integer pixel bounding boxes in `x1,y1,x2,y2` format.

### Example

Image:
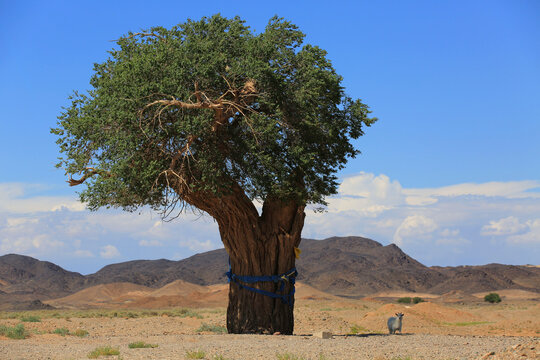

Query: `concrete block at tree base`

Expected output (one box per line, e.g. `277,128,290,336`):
313,331,333,339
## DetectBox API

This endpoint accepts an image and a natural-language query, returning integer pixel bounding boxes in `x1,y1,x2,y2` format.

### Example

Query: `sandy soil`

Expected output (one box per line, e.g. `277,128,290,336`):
1,298,539,359
1,331,538,360
1,283,539,359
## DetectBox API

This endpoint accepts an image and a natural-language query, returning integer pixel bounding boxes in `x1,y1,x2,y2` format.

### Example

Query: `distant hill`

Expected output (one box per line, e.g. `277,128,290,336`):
297,237,446,296
0,253,86,297
0,254,87,310
1,236,539,309
85,249,229,288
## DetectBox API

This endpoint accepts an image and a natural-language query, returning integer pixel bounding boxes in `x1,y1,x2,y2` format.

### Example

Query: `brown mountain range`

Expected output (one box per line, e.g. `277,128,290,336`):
1,236,539,310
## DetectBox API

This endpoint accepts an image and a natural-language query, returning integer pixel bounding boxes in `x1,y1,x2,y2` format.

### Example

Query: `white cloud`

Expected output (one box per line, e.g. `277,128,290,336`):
0,233,64,253
328,173,405,216
393,215,438,246
338,173,404,199
74,249,94,258
481,216,528,236
0,183,85,213
139,239,163,247
179,238,215,252
304,173,540,265
100,245,120,259
507,219,540,244
435,228,469,246
319,175,540,220
32,235,64,249
404,180,540,204
5,217,39,227
440,228,459,237
1,175,539,269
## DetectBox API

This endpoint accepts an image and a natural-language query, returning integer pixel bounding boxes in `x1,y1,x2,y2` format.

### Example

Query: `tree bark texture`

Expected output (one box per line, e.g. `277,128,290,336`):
223,198,305,334
176,181,306,334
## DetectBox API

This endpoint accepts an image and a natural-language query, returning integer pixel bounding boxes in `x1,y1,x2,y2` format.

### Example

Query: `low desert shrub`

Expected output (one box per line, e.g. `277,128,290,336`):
0,323,28,339
173,308,203,319
20,315,41,322
276,353,306,360
53,327,70,336
197,323,227,334
73,329,89,337
87,346,120,358
484,293,502,303
186,349,206,359
397,297,412,304
349,324,368,334
444,321,490,326
212,355,232,360
128,341,158,348
397,296,424,304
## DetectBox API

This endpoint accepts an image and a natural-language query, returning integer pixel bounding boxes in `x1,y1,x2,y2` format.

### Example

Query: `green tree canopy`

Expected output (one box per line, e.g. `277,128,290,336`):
52,15,376,214
52,15,376,334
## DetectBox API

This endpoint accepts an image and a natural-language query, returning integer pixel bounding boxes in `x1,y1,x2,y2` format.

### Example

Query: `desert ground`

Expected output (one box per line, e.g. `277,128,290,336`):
1,282,538,359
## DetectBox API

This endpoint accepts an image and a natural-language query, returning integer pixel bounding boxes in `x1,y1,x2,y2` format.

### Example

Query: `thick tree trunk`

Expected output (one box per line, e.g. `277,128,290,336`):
226,247,296,334
175,181,306,334
219,198,305,334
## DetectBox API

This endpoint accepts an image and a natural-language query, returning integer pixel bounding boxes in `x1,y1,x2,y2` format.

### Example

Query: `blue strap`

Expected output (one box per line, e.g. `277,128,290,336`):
225,260,297,307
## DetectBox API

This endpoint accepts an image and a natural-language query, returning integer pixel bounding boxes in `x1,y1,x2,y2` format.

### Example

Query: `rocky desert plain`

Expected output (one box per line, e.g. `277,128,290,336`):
1,237,539,359
0,281,538,359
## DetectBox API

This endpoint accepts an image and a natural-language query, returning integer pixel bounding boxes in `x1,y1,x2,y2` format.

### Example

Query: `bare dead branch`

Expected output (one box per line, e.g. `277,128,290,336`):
138,78,262,169
110,32,166,42
68,167,110,186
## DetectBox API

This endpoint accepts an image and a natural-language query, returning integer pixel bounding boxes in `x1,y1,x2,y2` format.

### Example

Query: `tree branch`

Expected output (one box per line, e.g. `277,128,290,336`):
110,32,166,42
68,167,110,186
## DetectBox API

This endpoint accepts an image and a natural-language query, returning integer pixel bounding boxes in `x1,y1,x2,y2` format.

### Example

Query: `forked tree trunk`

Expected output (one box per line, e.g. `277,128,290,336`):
217,197,305,334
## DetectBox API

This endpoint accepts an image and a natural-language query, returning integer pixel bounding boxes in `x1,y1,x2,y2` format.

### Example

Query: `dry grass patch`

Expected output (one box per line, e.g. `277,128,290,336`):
276,353,311,360
128,341,158,348
444,321,491,326
196,323,227,334
53,327,70,336
0,308,204,321
73,329,89,337
185,349,206,359
20,315,41,322
87,346,120,358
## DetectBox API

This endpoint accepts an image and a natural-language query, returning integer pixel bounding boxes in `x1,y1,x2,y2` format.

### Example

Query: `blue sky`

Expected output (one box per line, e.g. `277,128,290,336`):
1,0,539,274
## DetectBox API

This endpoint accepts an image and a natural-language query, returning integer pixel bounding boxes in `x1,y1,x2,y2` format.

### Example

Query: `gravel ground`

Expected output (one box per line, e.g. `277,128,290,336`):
1,333,538,360
1,299,538,359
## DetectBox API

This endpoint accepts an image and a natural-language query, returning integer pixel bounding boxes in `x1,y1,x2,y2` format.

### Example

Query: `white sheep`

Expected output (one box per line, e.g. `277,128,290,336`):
387,312,404,334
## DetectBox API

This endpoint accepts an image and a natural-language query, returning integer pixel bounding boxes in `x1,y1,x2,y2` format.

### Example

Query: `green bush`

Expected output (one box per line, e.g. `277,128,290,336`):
174,308,203,319
53,327,70,336
397,297,412,304
87,346,119,358
186,349,206,359
128,341,158,348
349,324,368,334
484,293,502,303
0,323,28,339
412,297,425,304
197,323,227,334
20,316,41,322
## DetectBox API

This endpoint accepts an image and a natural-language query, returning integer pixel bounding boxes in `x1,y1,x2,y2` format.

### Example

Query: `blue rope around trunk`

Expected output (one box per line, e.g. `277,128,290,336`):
225,260,297,307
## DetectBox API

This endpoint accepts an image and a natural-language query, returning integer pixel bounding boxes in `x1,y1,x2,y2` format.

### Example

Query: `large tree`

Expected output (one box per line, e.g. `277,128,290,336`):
52,15,376,334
